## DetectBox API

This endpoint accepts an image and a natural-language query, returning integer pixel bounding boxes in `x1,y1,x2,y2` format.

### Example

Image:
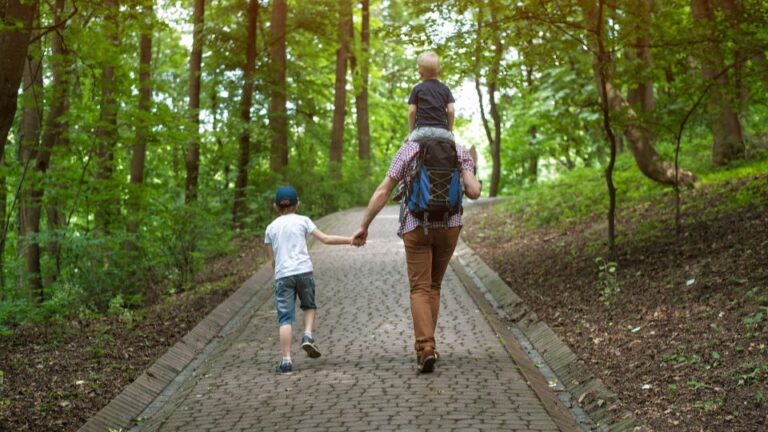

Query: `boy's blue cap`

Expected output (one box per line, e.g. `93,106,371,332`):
275,186,298,207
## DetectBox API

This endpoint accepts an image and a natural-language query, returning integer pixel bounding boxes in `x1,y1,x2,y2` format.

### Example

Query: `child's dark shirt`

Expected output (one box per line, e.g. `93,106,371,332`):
408,79,455,130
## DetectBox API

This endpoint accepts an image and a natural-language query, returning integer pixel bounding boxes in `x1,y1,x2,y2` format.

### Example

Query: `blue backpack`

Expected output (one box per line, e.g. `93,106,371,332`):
405,139,463,225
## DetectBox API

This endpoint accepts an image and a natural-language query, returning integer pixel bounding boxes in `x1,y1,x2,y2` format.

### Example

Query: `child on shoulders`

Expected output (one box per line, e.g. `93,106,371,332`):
407,51,455,143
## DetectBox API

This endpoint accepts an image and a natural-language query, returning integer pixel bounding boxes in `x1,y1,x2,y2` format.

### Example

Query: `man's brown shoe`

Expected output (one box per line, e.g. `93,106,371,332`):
418,348,436,373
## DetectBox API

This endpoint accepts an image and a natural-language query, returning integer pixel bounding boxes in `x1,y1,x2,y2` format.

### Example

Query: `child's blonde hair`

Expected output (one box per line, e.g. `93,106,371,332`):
417,51,441,79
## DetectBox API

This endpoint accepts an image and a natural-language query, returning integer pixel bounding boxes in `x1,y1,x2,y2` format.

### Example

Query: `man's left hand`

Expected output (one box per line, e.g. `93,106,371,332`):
352,227,368,247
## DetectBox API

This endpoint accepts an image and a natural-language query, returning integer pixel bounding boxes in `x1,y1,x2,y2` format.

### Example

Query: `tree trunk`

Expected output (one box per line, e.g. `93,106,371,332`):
594,0,618,260
474,4,491,182
481,1,502,197
233,0,258,228
329,0,352,176
354,0,370,162
527,126,538,182
19,32,44,302
95,0,120,231
578,0,697,187
0,0,37,156
690,0,744,166
268,0,287,173
185,0,205,202
128,0,153,238
0,152,6,296
523,60,538,183
210,88,229,190
717,0,749,115
45,204,65,286
626,0,655,142
487,62,502,196
39,0,69,286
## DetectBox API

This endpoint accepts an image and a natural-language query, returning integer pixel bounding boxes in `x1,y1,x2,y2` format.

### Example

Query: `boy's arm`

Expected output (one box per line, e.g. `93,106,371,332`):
446,102,455,131
266,246,275,269
408,104,417,132
311,228,352,245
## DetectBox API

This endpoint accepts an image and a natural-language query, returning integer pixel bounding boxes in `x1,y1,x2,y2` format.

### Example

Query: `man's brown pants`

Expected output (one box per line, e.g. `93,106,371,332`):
403,226,461,361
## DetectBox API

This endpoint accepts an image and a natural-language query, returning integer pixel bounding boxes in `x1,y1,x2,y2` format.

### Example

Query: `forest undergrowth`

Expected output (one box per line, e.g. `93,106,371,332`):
463,172,768,431
0,238,270,431
0,156,765,431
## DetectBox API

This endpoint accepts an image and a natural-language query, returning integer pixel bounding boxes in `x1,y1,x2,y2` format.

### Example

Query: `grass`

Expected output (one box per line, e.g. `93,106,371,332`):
493,138,768,230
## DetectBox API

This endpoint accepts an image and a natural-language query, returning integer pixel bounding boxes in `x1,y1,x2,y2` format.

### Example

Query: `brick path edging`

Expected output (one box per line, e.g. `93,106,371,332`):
452,239,642,432
77,212,346,432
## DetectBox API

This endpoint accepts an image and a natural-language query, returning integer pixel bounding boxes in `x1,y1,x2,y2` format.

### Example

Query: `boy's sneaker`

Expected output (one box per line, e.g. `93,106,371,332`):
301,335,322,358
275,360,292,374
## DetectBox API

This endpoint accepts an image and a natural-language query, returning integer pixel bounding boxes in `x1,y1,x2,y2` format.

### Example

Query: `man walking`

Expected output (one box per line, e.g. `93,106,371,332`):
352,138,481,373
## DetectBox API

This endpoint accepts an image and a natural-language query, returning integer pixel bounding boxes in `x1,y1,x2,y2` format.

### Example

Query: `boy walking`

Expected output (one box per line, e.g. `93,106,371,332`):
265,186,353,374
408,51,455,143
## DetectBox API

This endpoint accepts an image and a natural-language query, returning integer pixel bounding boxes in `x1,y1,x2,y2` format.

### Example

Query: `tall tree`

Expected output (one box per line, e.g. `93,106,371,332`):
269,0,288,173
717,0,749,115
185,0,205,202
594,0,619,260
40,0,70,284
18,29,44,301
210,87,229,190
352,0,371,162
95,0,120,231
475,1,503,197
487,1,503,196
233,0,259,227
578,0,697,187
691,0,745,166
626,0,655,143
329,0,352,176
128,0,153,238
0,0,38,157
0,151,6,295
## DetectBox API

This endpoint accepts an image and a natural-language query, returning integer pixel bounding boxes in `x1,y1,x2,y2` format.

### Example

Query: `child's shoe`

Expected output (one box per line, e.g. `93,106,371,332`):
301,335,322,358
275,360,292,374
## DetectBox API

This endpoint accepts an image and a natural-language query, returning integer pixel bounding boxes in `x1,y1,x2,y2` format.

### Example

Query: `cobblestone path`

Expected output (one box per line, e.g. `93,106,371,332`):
137,207,562,432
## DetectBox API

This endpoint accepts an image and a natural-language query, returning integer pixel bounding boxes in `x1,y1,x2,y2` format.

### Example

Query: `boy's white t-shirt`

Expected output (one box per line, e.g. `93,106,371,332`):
264,214,317,280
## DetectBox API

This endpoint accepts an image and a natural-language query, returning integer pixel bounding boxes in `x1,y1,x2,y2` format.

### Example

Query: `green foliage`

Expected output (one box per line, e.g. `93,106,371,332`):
693,397,724,411
595,257,620,305
491,138,767,231
0,369,8,410
86,324,115,360
662,344,702,366
667,383,678,398
687,380,706,392
2,0,768,331
737,364,768,386
742,306,768,338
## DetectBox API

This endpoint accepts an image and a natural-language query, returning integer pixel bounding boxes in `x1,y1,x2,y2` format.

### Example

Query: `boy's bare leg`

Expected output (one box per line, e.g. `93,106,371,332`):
301,309,321,358
279,324,292,358
303,309,315,333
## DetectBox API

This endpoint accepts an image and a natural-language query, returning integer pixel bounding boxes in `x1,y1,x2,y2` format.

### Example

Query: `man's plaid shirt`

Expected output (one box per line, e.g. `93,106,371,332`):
386,140,476,237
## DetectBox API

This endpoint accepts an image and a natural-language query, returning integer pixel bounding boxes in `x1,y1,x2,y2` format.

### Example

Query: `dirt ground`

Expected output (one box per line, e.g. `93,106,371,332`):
0,238,269,432
1,176,766,432
462,175,768,432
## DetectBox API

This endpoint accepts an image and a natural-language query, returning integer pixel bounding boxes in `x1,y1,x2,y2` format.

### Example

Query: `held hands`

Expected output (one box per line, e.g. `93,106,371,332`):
351,227,368,247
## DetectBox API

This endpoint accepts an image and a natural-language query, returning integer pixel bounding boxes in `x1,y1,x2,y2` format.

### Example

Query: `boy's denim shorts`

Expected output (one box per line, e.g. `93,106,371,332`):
274,272,316,326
